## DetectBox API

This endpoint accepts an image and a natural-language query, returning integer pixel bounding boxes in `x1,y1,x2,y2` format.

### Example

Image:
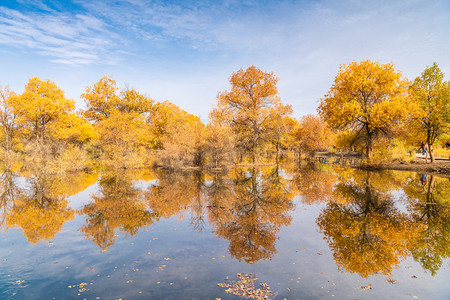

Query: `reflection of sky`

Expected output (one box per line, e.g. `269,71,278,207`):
1,0,449,120
0,168,449,299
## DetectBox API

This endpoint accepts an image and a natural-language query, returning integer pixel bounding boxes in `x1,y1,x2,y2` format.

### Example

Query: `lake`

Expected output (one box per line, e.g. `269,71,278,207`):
0,161,449,299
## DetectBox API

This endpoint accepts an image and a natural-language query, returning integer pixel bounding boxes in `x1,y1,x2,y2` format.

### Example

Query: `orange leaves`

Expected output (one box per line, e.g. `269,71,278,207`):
217,66,291,160
291,114,334,153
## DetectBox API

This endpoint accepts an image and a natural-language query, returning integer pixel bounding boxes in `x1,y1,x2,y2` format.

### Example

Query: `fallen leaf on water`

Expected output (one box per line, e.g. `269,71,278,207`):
411,275,417,279
356,284,372,290
164,258,170,261
126,280,134,284
317,252,322,255
13,280,25,285
134,261,142,263
386,278,398,284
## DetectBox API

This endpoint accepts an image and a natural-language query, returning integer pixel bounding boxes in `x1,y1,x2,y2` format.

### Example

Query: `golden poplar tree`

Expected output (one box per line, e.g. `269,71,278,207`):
8,77,75,144
217,66,292,163
318,60,411,158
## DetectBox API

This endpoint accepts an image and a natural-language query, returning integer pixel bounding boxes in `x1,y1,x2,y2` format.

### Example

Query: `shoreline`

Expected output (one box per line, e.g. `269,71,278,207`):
355,160,450,178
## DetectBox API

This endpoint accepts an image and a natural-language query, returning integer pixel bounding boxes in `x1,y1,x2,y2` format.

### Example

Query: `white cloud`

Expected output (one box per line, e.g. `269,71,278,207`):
0,7,118,65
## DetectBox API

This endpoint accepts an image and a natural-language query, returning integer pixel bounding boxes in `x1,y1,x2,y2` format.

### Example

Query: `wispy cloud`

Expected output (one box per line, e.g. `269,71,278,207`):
0,6,118,65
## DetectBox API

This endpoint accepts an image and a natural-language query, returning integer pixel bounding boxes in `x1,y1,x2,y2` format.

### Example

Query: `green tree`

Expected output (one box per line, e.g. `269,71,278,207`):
409,62,450,162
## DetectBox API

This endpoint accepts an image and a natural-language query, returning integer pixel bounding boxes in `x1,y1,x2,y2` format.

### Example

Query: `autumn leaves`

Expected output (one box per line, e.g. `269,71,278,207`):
318,60,450,161
0,61,448,169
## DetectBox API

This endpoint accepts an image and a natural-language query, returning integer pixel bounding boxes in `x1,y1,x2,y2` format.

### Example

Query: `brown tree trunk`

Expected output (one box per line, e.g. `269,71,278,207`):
275,142,279,165
366,132,373,159
428,144,435,163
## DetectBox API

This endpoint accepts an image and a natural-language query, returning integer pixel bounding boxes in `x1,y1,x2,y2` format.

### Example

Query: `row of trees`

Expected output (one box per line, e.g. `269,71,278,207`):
0,61,448,169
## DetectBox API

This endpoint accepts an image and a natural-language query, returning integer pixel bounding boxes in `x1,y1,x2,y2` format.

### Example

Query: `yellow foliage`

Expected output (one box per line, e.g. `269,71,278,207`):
318,60,412,157
8,77,75,142
49,113,98,143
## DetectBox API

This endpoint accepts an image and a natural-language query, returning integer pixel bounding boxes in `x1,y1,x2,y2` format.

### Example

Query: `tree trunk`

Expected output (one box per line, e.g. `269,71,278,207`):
275,142,279,165
366,133,373,159
428,143,435,163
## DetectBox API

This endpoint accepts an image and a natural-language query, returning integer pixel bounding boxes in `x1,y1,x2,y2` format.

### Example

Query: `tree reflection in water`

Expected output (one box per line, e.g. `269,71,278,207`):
5,168,76,243
146,167,295,263
403,174,450,275
0,167,21,232
317,170,424,278
2,161,447,278
79,170,156,249
210,167,294,263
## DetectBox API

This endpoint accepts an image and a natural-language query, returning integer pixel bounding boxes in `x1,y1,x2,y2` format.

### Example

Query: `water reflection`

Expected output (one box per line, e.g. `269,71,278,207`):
5,169,76,243
146,167,295,263
0,163,448,280
316,170,424,278
79,170,157,249
403,174,450,275
210,167,294,263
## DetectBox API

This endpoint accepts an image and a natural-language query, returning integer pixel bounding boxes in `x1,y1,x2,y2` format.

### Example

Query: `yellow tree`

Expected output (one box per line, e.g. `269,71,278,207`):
409,63,450,162
318,60,411,158
49,113,97,145
81,76,121,122
82,76,153,123
217,66,292,163
205,105,235,168
290,114,335,157
8,77,75,144
0,86,20,153
95,110,152,168
149,101,205,168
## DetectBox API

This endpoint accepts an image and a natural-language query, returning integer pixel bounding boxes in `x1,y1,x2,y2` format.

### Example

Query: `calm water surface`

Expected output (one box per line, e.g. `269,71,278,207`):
0,162,449,299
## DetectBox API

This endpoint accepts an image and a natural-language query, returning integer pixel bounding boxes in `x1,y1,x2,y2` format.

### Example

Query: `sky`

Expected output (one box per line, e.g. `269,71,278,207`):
0,0,449,121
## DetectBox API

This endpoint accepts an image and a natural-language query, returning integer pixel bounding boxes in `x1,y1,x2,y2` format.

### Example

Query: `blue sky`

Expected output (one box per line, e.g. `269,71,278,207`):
1,0,449,120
